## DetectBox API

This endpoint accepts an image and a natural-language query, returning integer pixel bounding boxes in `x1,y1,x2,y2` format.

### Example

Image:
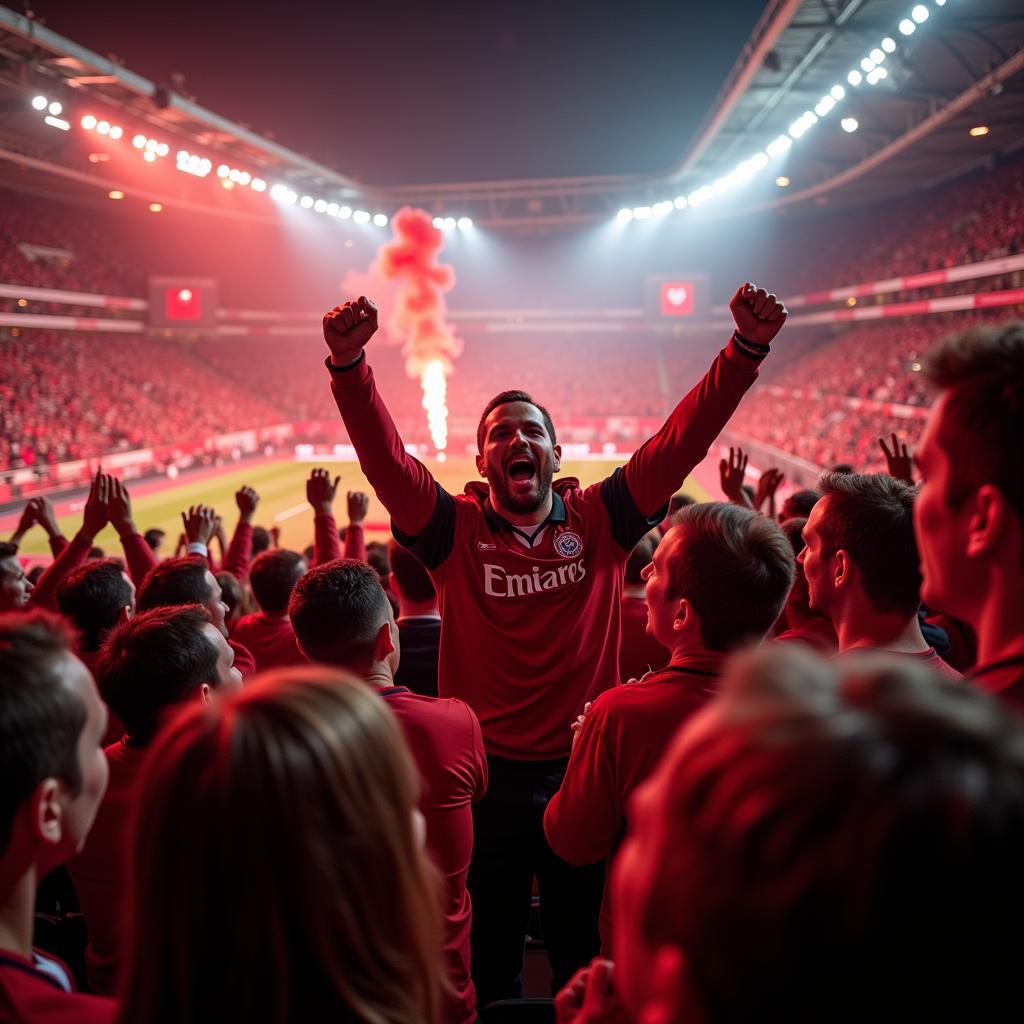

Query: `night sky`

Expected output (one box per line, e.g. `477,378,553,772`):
27,0,768,186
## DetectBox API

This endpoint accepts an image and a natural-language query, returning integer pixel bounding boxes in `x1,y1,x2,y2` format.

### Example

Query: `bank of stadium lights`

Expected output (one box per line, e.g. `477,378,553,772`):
614,0,950,225
176,150,213,178
431,216,473,231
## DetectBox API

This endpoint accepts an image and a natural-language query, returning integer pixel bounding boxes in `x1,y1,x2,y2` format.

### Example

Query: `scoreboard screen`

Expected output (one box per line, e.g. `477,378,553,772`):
148,277,218,329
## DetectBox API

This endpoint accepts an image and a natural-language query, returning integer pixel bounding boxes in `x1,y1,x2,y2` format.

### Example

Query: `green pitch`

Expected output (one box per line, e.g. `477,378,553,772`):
15,457,712,558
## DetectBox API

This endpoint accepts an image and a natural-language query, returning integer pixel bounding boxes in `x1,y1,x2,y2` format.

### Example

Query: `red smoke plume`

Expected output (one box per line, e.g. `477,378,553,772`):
375,206,462,378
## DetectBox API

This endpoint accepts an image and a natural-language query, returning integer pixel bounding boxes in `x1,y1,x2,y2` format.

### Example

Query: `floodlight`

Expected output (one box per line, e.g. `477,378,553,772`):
353,209,370,224
48,101,62,116
217,164,230,178
911,5,928,24
443,216,456,230
861,58,875,72
238,171,251,185
775,175,790,187
143,151,156,162
300,195,314,208
81,115,97,130
374,213,389,226
97,121,111,135
133,134,147,148
767,134,791,157
633,206,653,220
108,190,124,200
616,208,634,223
870,48,885,63
830,84,846,100
109,126,123,140
156,143,169,156
251,178,267,192
314,199,328,213
339,206,352,219
31,95,47,110
433,215,446,228
881,37,896,52
899,18,915,34
841,117,859,133
848,69,863,85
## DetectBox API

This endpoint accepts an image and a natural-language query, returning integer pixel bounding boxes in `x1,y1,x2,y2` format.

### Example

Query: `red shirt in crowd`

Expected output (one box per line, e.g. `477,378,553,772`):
379,686,487,1024
618,595,669,681
67,739,146,995
330,336,763,760
971,656,1024,715
774,617,838,655
230,613,305,672
0,950,115,1024
544,660,721,946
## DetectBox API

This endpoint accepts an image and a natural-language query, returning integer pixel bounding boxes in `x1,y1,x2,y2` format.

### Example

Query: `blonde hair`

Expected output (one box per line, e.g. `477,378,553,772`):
118,666,442,1024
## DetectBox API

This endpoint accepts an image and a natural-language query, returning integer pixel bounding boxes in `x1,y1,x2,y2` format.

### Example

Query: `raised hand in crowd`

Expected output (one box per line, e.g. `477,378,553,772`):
29,496,65,546
306,467,340,514
174,532,187,557
719,446,753,508
213,514,227,558
104,476,137,539
269,525,281,547
8,500,37,547
754,467,785,515
235,485,260,523
181,503,218,547
347,490,370,526
729,282,788,347
80,472,111,543
555,958,630,1024
322,295,379,366
879,432,914,485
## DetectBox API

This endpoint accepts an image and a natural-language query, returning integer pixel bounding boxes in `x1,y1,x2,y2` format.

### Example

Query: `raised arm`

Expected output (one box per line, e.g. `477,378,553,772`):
307,468,343,565
343,490,369,562
624,283,788,518
323,297,439,537
105,477,158,585
221,487,258,580
31,473,109,610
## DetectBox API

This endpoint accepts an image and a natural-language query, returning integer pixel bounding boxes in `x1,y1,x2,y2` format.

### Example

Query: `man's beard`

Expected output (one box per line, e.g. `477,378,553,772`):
490,464,554,514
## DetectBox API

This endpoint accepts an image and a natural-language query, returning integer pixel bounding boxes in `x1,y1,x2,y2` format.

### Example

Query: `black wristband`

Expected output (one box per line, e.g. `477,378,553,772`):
733,330,770,353
324,351,366,374
731,334,769,362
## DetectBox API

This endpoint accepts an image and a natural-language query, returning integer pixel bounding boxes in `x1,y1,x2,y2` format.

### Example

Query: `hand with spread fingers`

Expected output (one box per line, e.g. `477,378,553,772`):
879,432,914,485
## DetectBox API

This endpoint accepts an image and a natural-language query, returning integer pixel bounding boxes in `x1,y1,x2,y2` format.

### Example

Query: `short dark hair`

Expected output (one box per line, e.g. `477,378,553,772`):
137,557,212,612
388,542,436,604
97,605,218,745
251,526,271,556
365,541,391,583
249,550,307,615
290,560,389,669
829,463,855,475
143,528,165,550
0,611,84,853
781,489,821,520
216,571,244,618
668,493,695,515
625,534,657,586
0,541,18,561
779,517,807,559
924,320,1024,531
665,503,794,652
649,645,1024,1023
57,559,133,652
817,471,920,616
476,389,556,452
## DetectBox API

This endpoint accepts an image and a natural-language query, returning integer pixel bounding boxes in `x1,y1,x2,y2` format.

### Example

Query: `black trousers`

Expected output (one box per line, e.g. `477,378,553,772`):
468,754,605,1008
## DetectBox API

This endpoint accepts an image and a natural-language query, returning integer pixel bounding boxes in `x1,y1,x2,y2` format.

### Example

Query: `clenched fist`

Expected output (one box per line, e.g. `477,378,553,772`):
729,283,787,347
323,296,379,367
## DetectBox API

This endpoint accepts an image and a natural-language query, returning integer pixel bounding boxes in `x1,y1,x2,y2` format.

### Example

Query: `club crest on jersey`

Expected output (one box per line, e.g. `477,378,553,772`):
554,531,583,558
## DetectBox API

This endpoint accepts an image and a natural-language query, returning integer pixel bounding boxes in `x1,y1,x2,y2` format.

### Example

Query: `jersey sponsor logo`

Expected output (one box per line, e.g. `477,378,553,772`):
553,531,583,558
477,541,497,550
483,558,587,598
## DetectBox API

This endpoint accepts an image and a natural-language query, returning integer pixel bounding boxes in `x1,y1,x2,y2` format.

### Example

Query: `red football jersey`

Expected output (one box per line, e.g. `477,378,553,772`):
0,950,115,1024
330,336,762,760
544,661,721,947
231,613,306,672
380,687,487,1024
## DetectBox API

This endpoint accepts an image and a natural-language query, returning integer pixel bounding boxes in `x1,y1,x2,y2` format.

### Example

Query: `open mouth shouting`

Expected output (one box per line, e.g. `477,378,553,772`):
506,453,538,490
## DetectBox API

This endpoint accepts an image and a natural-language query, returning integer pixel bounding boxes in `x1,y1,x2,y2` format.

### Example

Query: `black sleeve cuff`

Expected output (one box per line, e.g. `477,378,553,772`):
324,351,366,374
391,482,457,570
600,467,667,552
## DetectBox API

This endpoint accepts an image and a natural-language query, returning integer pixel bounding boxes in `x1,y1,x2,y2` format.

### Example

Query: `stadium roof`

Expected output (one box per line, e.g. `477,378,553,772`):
0,0,1022,228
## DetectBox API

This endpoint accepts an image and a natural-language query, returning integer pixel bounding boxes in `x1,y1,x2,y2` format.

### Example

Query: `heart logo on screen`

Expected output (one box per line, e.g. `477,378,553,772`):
666,287,688,306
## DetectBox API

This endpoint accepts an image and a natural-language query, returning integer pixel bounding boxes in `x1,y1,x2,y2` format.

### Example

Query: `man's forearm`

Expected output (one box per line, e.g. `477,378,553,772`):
30,531,92,610
328,357,437,537
624,336,764,518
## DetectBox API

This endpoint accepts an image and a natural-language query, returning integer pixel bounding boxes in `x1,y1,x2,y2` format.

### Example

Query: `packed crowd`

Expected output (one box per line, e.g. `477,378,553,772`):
2,283,1023,1024
0,332,283,471
786,150,1024,293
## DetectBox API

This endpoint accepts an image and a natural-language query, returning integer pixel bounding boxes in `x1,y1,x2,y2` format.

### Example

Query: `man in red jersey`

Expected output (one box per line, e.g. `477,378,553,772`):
289,559,486,1024
231,549,307,671
321,281,787,1003
913,321,1024,709
0,611,115,1023
545,503,794,947
800,471,958,675
68,605,241,994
